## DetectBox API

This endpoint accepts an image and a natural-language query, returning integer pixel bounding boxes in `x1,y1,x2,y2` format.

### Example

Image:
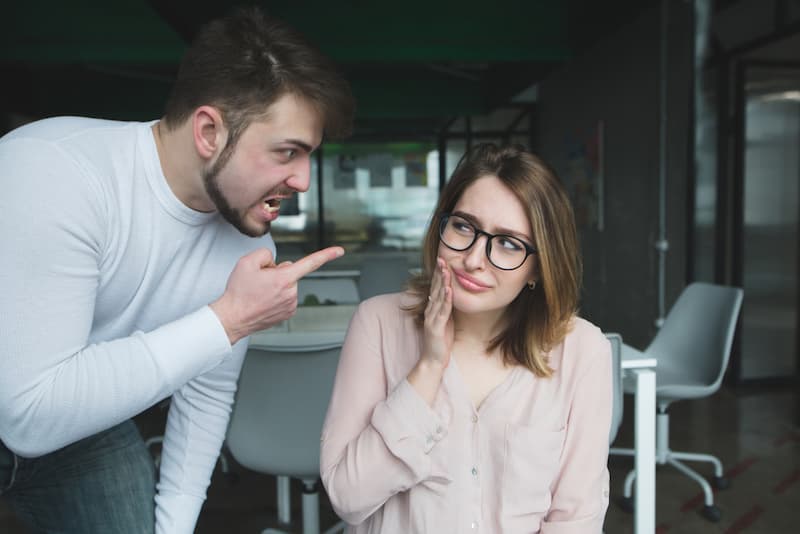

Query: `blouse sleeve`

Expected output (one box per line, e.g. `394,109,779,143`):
320,299,451,525
541,332,612,533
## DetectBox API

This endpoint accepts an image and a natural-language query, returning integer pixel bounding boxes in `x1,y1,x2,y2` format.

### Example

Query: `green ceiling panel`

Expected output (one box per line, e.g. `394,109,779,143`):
2,0,652,134
3,0,185,62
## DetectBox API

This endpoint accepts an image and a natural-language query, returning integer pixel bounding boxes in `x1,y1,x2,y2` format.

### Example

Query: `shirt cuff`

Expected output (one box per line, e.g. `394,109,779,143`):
372,379,449,455
154,491,204,534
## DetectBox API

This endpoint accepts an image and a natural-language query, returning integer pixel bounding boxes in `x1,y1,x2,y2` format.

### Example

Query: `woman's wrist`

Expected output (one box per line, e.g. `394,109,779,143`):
407,357,447,406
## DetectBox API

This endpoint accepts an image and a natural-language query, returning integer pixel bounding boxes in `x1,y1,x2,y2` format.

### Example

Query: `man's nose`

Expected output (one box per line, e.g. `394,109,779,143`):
285,157,311,192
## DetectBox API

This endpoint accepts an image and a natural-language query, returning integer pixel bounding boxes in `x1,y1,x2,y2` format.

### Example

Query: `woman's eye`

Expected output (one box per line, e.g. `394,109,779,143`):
452,221,474,234
498,237,523,251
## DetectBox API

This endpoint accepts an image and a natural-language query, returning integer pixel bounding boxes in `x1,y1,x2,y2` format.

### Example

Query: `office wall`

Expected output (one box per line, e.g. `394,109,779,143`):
536,2,693,347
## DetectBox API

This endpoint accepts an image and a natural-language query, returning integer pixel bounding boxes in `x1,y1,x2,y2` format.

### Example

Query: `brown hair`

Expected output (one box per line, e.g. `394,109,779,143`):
407,143,581,377
162,5,354,147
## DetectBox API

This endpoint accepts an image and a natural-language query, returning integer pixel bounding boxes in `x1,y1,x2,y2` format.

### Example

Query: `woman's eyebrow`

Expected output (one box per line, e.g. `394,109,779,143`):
452,210,534,242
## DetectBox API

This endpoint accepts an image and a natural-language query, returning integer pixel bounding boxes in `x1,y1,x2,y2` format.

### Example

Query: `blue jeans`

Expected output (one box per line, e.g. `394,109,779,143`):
0,419,156,533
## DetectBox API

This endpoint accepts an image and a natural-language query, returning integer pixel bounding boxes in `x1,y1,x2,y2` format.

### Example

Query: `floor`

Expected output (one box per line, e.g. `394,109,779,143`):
1,383,797,533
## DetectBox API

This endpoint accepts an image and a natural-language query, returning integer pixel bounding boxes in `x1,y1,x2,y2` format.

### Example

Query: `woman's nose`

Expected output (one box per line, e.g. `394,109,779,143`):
463,235,488,270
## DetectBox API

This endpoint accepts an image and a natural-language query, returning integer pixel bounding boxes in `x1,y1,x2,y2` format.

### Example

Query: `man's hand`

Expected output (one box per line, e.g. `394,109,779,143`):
210,246,344,345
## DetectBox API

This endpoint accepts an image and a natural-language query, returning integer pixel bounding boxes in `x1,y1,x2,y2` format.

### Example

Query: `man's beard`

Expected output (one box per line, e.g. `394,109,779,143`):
203,143,268,238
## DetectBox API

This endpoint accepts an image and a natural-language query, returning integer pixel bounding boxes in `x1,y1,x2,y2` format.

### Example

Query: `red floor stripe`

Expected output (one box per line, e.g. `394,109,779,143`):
723,505,764,534
679,456,758,512
773,468,800,494
773,432,800,448
724,456,759,479
680,493,703,513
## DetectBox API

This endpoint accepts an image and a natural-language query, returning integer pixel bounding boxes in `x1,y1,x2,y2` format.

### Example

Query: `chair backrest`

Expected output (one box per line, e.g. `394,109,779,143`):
226,345,342,479
298,278,360,305
647,282,744,394
358,255,411,300
605,332,624,445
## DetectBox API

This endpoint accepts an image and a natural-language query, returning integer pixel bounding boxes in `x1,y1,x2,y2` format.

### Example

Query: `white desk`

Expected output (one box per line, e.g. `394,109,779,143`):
621,354,657,534
249,304,356,351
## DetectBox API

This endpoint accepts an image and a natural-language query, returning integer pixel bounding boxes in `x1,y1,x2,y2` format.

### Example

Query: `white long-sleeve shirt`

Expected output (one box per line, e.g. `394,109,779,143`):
0,117,274,533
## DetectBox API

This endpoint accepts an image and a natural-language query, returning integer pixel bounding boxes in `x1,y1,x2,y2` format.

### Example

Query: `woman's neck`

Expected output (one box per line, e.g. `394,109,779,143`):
452,308,505,347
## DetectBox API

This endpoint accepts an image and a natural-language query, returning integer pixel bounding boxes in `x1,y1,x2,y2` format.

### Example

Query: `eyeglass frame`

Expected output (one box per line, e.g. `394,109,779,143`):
437,212,538,271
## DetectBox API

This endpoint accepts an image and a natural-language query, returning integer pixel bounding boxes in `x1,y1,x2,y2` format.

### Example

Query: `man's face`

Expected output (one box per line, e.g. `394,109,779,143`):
204,93,323,237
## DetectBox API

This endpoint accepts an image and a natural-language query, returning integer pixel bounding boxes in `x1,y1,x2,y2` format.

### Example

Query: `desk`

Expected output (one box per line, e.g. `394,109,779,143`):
621,354,657,534
249,304,356,351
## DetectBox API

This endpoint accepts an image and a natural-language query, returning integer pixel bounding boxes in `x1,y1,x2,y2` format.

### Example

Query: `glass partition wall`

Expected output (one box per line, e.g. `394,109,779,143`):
270,143,439,271
269,105,536,273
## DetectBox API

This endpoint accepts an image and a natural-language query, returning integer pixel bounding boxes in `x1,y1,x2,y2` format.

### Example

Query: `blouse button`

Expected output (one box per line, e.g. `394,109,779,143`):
471,467,478,476
471,414,478,423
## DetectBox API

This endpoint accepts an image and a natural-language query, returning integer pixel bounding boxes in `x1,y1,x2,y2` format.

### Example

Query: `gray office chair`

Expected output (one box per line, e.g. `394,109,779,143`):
605,332,624,445
226,344,346,534
298,278,360,305
609,282,744,522
357,255,411,300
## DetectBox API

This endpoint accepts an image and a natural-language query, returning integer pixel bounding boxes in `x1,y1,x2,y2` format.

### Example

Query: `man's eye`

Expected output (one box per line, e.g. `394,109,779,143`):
283,149,297,160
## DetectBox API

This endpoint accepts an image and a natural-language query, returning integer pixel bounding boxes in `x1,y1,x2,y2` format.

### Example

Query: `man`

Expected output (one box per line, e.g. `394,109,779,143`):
0,6,355,533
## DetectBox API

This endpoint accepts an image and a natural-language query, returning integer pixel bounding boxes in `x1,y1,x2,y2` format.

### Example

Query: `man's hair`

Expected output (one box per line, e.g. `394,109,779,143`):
162,5,354,146
407,143,582,378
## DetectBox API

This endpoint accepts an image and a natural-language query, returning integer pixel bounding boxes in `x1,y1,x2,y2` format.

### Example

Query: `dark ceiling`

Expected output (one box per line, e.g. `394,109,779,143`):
2,0,653,139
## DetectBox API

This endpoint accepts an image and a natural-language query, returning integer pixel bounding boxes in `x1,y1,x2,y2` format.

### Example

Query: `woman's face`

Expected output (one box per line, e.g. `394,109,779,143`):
438,174,537,318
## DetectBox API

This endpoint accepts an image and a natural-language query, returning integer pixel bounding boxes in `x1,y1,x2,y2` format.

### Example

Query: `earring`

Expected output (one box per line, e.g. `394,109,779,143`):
528,280,537,290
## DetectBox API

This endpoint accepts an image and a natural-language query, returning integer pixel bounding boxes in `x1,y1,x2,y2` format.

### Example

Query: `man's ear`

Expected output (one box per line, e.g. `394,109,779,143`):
192,106,227,161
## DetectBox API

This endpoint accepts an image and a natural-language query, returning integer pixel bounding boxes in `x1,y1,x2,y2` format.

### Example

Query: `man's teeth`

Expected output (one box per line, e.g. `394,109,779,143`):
264,199,281,213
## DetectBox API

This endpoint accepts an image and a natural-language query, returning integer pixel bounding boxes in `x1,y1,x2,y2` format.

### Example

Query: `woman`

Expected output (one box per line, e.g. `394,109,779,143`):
320,143,612,533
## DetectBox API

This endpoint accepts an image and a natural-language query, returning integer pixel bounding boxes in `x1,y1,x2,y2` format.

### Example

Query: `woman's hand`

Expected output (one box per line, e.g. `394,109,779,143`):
422,257,454,368
408,257,453,405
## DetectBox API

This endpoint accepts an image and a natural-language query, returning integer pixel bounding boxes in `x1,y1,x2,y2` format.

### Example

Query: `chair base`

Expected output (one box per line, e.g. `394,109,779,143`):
261,478,347,534
615,453,729,522
700,505,722,523
610,409,729,522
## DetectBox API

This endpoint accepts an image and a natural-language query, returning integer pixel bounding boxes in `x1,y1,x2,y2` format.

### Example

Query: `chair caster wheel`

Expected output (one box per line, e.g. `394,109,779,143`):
617,496,634,514
713,476,730,490
700,505,721,522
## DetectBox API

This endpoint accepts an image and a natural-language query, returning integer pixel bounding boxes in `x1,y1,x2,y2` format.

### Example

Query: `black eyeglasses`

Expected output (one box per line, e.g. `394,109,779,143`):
438,213,537,271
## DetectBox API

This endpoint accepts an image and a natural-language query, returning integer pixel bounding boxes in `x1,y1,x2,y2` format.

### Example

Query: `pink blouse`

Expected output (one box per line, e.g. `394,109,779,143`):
320,292,612,533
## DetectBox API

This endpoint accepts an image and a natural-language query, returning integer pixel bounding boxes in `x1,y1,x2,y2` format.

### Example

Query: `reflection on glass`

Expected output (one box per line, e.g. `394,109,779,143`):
694,67,717,282
271,143,445,269
741,66,799,380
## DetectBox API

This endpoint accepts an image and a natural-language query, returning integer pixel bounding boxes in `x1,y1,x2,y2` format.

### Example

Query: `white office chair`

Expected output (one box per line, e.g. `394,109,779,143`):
298,278,360,305
605,332,624,446
609,282,744,522
226,343,347,534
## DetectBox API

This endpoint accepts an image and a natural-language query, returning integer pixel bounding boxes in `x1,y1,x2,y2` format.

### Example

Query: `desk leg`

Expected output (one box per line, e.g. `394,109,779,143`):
633,368,656,534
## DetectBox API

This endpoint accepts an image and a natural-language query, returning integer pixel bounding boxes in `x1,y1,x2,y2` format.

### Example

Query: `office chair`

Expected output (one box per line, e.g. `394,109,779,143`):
609,282,743,522
226,343,346,534
357,255,411,300
298,277,360,305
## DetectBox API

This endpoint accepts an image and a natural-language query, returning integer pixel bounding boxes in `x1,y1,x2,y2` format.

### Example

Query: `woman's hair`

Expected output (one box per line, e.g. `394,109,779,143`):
162,5,354,148
407,143,581,377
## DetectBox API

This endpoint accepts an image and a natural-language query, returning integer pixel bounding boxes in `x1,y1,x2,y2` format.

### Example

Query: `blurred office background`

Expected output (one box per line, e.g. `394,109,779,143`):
2,0,798,532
